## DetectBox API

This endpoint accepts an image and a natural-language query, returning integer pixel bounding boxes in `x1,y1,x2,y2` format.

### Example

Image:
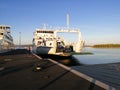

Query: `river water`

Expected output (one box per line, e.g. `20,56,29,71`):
73,47,120,65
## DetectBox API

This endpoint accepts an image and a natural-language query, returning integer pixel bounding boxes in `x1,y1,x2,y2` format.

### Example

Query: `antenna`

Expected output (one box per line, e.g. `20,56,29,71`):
66,14,70,28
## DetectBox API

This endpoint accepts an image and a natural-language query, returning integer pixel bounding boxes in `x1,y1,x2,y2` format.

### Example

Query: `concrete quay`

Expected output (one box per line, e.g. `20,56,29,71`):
0,49,115,90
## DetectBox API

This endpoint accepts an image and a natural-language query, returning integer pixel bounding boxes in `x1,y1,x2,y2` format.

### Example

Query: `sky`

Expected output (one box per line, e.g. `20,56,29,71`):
0,0,120,45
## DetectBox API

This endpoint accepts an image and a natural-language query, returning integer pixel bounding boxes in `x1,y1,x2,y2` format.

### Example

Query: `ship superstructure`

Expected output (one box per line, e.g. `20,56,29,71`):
32,29,57,54
0,25,14,53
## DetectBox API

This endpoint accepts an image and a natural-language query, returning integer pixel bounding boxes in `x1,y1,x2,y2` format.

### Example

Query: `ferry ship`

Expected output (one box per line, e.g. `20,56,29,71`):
32,14,84,55
32,27,84,55
0,25,14,53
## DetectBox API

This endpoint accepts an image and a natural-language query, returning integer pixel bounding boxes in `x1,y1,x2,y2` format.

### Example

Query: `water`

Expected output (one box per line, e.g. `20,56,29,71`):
73,47,120,65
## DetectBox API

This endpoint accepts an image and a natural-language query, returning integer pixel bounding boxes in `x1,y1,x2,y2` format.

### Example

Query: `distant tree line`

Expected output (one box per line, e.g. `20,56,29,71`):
92,44,120,48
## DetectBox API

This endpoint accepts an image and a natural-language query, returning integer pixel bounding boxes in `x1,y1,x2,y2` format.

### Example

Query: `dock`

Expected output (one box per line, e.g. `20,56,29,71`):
0,49,115,90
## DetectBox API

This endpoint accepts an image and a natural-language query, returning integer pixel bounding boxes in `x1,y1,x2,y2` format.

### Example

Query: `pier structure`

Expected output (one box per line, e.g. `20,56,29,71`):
0,49,116,90
54,28,83,52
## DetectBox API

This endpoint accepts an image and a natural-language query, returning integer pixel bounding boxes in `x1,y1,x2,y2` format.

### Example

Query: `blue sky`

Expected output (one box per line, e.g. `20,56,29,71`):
0,0,120,45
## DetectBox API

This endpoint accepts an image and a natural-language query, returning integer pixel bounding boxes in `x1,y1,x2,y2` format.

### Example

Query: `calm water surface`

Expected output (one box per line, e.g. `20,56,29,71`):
73,47,120,65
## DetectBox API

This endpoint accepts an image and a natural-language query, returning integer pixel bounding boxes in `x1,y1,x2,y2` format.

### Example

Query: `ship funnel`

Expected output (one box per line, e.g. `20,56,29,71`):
66,14,70,28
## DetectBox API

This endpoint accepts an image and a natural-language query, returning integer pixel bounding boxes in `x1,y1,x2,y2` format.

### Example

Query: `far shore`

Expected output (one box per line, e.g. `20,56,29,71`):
85,44,120,48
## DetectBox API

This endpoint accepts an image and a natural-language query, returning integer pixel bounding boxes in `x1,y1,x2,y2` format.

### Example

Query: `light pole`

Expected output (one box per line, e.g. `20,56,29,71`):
19,32,21,49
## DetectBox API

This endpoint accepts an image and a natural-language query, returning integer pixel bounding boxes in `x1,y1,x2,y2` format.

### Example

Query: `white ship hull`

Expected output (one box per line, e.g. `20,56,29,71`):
0,39,13,53
33,46,56,54
0,48,11,53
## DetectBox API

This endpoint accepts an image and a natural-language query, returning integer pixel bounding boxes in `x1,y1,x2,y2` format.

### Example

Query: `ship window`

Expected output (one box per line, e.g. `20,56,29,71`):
0,33,3,35
37,31,40,33
50,43,52,45
39,37,42,39
38,41,42,45
3,27,5,29
6,27,10,29
37,31,54,33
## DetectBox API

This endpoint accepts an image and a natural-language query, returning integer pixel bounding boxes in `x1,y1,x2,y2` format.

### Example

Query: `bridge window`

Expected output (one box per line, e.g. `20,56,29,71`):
37,31,54,33
3,27,5,29
6,27,10,29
